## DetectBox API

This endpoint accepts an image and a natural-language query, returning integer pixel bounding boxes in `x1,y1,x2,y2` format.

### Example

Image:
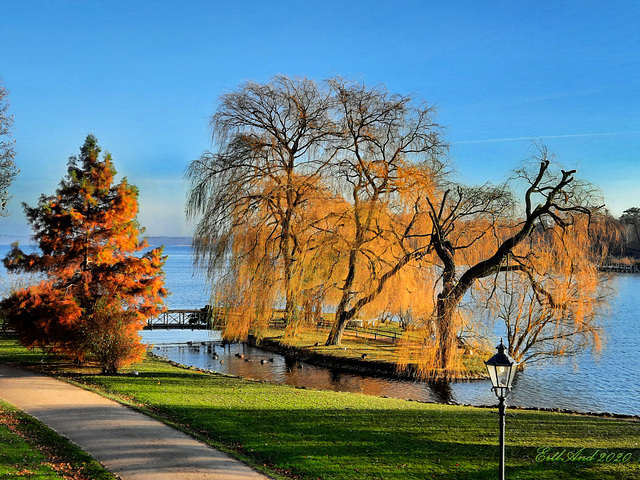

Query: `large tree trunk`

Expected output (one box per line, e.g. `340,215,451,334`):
325,247,418,346
281,201,295,326
326,308,351,346
325,233,359,345
435,293,459,375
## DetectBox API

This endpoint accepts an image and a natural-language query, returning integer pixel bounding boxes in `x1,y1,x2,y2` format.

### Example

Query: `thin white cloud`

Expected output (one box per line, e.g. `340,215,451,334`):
453,131,640,145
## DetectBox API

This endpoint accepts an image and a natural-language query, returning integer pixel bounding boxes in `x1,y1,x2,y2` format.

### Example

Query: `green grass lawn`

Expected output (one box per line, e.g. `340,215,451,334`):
0,399,116,479
0,337,638,480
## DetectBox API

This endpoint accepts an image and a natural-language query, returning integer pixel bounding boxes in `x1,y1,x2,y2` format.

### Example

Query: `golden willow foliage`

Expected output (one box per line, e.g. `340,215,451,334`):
394,309,468,379
410,150,608,378
321,79,446,345
188,77,609,378
186,76,335,332
394,207,611,379
212,179,342,341
321,182,437,340
0,135,166,372
187,76,446,345
477,214,611,366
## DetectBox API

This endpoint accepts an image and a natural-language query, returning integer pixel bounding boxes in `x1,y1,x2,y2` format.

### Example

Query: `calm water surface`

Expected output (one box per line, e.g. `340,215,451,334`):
144,246,640,416
3,244,636,415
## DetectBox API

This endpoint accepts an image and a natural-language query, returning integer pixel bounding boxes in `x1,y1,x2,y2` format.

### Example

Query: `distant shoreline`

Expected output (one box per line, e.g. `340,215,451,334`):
145,237,193,247
0,236,193,247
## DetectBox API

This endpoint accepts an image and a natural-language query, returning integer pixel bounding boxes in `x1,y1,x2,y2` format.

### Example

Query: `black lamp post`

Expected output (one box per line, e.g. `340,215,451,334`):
485,339,518,480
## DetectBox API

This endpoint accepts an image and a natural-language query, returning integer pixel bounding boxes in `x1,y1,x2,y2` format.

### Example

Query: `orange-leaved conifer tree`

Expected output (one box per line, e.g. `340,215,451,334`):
0,135,166,373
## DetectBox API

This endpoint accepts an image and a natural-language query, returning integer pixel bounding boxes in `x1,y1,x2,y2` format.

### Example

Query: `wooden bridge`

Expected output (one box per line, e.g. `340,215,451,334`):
600,262,640,273
144,310,222,330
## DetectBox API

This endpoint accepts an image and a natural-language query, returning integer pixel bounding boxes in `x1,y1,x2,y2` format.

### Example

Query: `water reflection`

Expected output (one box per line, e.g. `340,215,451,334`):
144,333,456,402
140,329,639,415
145,333,638,414
428,379,454,404
140,275,640,418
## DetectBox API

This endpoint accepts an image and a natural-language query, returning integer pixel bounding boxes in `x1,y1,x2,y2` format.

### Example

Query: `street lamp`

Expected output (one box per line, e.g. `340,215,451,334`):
485,339,518,480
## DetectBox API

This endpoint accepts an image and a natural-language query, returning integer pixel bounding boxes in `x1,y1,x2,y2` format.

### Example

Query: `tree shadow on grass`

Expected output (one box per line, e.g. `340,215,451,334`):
147,404,640,480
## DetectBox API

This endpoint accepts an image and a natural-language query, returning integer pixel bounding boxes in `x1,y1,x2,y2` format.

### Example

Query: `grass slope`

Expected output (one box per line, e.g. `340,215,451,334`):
0,337,638,480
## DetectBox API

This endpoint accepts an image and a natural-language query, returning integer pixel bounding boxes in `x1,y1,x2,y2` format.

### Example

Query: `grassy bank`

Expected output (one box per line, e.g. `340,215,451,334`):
255,327,489,378
0,398,116,479
0,337,638,480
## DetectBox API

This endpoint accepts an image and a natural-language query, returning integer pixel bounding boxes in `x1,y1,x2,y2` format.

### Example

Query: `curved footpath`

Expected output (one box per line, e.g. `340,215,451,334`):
0,363,271,480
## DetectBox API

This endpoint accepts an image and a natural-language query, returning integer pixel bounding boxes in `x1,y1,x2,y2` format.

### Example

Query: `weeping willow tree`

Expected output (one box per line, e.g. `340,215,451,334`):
186,76,336,336
187,76,609,379
478,213,612,368
187,76,447,342
322,79,446,345
421,147,606,377
208,184,341,340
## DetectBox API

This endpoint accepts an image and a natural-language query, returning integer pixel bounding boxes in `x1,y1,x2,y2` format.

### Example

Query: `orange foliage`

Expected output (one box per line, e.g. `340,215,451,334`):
0,135,166,369
187,77,609,379
478,215,609,366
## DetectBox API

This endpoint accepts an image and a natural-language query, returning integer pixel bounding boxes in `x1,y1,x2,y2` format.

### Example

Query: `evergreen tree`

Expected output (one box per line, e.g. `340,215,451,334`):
1,135,166,372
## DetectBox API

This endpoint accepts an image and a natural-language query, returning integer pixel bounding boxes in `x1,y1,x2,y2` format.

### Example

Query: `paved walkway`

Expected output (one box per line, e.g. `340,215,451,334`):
0,364,271,480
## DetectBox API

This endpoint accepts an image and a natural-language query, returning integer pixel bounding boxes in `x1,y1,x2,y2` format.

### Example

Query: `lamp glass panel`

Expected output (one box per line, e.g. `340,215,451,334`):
487,365,499,387
496,365,510,387
508,363,518,388
496,386,509,399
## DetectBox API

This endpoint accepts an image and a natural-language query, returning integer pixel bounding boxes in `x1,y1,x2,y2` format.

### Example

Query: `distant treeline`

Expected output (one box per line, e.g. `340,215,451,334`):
606,207,640,259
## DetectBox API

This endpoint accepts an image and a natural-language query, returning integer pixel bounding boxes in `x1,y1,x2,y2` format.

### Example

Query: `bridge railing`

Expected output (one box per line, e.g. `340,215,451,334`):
145,310,218,330
147,310,423,343
600,262,640,273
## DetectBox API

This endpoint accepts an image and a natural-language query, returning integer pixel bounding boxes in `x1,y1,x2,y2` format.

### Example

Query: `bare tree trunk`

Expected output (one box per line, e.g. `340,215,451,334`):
282,244,295,325
426,159,592,375
435,293,458,375
326,307,351,345
282,190,295,326
325,242,358,345
326,248,419,346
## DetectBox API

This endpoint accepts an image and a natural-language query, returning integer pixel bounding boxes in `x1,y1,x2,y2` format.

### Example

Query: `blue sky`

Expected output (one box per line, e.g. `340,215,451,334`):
1,0,638,237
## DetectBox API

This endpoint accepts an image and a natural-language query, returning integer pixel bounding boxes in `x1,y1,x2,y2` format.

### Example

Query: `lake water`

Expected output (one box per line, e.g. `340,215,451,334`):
2,244,638,416
144,245,640,417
